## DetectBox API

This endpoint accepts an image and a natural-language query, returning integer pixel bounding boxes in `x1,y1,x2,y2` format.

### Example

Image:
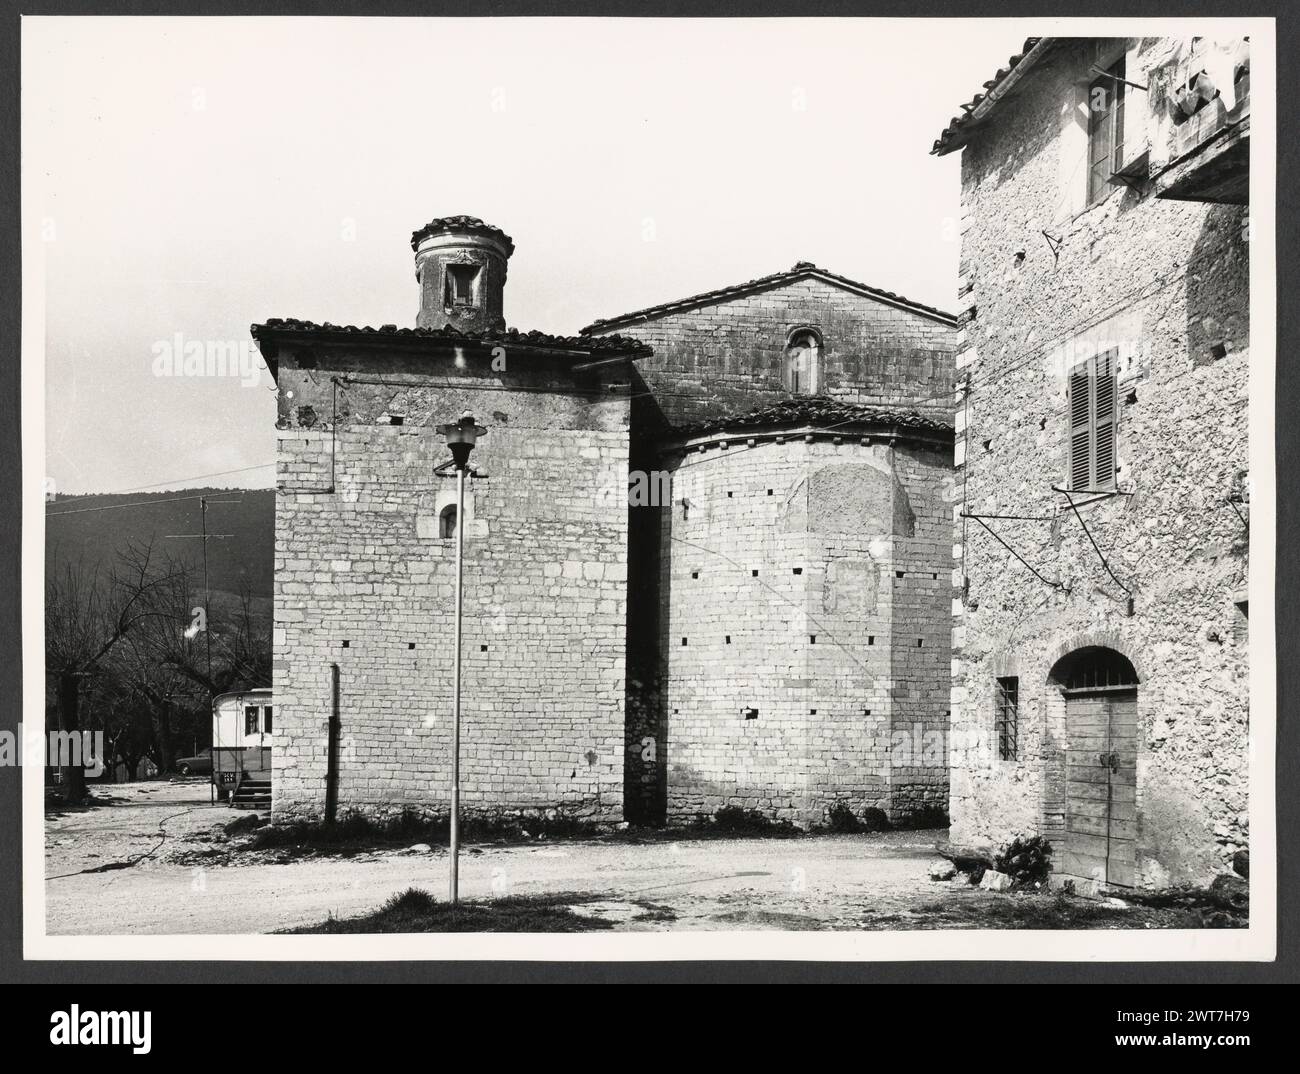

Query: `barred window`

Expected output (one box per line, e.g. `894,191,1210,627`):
995,676,1019,761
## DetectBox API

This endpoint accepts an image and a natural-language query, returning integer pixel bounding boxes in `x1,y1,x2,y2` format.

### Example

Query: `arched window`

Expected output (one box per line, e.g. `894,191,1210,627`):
438,504,458,539
784,329,822,395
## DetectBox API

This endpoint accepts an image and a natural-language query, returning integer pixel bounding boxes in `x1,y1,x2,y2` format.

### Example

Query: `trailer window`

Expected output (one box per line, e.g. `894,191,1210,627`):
263,706,273,733
245,706,259,734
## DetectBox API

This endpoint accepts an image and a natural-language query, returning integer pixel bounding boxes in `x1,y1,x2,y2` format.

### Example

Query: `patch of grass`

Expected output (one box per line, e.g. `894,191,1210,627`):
859,807,893,833
890,806,949,831
243,808,604,857
682,805,801,838
283,887,616,933
824,802,866,833
894,888,1247,931
632,901,679,923
1123,878,1248,928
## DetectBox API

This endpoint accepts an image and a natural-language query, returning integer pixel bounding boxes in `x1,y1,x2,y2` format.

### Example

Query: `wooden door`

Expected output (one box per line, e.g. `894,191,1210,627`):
1060,689,1137,888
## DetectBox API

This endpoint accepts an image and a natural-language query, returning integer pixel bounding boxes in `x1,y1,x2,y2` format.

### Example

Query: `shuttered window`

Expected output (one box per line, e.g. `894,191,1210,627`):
1067,348,1118,491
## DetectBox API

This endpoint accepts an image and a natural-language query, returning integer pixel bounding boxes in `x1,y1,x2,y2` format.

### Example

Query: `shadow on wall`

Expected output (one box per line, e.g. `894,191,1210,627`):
1136,772,1221,887
1185,204,1249,367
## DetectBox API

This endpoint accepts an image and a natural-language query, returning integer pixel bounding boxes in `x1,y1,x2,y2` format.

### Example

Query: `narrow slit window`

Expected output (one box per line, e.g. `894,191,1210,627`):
439,504,458,539
995,676,1019,761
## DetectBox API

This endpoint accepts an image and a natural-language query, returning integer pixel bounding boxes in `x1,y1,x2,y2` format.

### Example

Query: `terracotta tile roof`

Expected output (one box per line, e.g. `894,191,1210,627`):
250,319,652,372
670,396,953,440
931,37,1050,156
582,262,957,332
409,215,515,255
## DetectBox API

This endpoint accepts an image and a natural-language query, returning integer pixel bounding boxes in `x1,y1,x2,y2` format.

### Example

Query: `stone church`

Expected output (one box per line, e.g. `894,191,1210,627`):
253,216,957,828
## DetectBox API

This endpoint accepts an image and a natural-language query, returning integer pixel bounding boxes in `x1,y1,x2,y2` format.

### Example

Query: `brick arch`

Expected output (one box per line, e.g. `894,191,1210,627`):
1043,631,1146,684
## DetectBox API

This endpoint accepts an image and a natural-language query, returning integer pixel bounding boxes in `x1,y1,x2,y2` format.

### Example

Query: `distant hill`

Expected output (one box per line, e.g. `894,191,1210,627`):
45,487,274,604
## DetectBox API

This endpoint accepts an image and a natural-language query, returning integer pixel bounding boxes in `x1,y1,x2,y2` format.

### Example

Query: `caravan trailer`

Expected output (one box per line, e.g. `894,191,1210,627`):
212,688,273,809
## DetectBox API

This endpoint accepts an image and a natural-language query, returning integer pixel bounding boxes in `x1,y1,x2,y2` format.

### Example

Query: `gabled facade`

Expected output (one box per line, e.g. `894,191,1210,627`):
935,37,1250,888
587,269,957,826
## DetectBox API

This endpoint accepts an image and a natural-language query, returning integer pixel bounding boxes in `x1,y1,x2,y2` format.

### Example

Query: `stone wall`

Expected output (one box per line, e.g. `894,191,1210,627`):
637,433,952,828
594,276,955,428
271,345,630,822
949,38,1250,886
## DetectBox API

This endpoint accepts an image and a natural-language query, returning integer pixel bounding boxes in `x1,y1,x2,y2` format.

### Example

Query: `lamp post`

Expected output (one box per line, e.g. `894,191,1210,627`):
435,410,487,904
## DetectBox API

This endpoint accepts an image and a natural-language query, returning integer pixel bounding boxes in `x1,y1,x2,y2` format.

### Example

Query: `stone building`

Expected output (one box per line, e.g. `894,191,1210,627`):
584,269,956,825
933,37,1250,887
254,218,957,828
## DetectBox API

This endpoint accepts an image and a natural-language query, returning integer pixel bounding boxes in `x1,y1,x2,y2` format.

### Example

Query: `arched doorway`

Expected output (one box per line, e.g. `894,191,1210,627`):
1049,646,1139,888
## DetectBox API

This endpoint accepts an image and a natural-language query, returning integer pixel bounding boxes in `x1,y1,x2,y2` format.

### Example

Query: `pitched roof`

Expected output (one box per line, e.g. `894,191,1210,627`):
250,318,651,378
931,37,1051,156
582,262,957,333
409,215,515,255
669,395,953,441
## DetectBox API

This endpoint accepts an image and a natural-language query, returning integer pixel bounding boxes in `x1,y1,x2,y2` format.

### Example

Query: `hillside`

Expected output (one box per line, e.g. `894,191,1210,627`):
45,487,274,604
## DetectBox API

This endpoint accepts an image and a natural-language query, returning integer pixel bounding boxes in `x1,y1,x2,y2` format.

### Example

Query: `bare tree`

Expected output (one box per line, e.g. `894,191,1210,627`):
45,542,177,802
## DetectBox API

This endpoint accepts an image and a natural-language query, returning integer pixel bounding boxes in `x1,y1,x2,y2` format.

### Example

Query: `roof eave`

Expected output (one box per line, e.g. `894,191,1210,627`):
931,37,1054,156
659,419,954,454
583,267,958,334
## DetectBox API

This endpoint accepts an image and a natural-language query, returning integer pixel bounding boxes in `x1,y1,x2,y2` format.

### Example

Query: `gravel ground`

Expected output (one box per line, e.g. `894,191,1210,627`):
49,781,1217,934
45,781,961,934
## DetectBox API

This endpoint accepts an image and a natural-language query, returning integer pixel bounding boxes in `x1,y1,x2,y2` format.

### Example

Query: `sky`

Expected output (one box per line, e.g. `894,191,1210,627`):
25,16,1035,495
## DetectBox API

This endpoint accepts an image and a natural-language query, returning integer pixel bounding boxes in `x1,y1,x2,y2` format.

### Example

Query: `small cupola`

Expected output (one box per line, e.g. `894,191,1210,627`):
410,215,514,333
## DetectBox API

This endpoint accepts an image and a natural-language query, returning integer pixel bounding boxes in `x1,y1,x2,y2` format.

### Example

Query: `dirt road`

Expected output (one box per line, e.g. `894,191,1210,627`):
45,782,957,934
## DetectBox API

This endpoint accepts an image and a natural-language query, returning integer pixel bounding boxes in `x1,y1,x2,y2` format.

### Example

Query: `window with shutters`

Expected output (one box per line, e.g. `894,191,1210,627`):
995,677,1019,761
1067,348,1118,491
1087,58,1127,205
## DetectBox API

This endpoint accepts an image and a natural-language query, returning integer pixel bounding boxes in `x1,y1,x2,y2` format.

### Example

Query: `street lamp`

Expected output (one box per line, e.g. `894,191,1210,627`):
434,410,487,904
